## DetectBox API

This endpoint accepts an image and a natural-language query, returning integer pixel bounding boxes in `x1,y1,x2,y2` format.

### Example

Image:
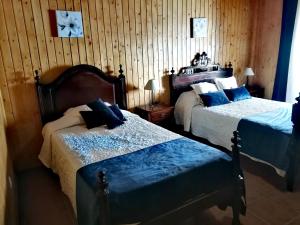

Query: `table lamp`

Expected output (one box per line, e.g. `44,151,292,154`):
144,79,159,106
244,67,255,87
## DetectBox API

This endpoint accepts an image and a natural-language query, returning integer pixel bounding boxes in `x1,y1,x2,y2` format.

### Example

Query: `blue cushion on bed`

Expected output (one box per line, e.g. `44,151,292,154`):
223,86,251,102
87,99,124,129
80,111,105,129
110,104,127,121
199,91,230,107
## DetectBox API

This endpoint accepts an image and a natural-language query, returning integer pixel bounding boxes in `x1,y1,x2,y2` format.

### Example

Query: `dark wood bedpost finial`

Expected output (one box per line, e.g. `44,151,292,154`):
119,64,124,78
97,171,111,225
292,93,300,129
228,62,233,68
34,70,40,84
117,64,127,110
171,67,175,76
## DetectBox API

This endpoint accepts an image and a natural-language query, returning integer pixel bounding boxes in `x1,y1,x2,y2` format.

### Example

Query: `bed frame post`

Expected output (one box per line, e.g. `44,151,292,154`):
98,171,111,225
34,70,47,124
287,94,300,191
231,131,245,225
169,67,176,105
118,64,127,110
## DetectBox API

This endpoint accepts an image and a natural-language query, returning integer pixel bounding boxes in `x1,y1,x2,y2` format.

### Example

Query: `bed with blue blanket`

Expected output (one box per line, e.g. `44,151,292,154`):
238,107,292,175
177,94,299,190
170,63,300,190
188,98,294,175
35,65,245,225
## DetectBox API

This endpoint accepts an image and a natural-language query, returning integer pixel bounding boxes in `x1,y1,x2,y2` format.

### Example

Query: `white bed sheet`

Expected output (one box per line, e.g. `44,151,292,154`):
174,90,202,131
39,110,181,214
190,97,291,175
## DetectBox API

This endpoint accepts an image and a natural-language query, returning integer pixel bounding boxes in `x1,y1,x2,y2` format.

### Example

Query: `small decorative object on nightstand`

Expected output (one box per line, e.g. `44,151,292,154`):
135,104,174,127
247,85,265,98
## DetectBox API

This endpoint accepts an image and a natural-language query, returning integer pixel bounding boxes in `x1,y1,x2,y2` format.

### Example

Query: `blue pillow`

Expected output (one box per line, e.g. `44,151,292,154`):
199,91,230,107
223,86,251,102
87,99,124,129
80,111,105,129
109,104,127,121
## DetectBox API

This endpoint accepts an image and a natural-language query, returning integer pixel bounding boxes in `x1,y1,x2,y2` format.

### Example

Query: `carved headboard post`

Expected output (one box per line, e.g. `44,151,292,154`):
117,64,127,110
34,69,52,124
169,67,176,105
34,70,41,84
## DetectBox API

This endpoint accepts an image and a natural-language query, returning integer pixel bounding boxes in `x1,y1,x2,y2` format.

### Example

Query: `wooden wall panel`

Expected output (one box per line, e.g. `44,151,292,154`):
0,90,18,225
0,0,257,169
252,0,283,99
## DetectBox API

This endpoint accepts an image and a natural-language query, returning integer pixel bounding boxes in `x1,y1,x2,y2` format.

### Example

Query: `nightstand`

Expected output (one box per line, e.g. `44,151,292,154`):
135,104,174,127
247,85,265,98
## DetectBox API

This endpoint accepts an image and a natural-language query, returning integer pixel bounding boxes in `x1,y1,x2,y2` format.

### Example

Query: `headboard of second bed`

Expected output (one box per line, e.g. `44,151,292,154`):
169,64,233,105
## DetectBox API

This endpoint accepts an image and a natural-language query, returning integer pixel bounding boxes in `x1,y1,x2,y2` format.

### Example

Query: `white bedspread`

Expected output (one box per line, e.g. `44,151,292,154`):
189,97,291,175
174,90,202,131
39,110,181,213
190,97,291,150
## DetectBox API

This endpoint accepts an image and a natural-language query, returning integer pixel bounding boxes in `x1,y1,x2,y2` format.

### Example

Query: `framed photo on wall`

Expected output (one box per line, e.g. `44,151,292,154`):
191,17,208,38
55,10,84,38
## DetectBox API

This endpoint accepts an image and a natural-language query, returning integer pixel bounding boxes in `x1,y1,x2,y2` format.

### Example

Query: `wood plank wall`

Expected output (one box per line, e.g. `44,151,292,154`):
0,0,257,169
0,90,18,225
252,0,283,99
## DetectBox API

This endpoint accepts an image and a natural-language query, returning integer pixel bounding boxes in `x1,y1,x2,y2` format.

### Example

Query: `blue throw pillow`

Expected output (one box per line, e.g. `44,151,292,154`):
223,86,251,102
80,111,105,129
87,99,124,129
199,91,230,107
109,104,127,121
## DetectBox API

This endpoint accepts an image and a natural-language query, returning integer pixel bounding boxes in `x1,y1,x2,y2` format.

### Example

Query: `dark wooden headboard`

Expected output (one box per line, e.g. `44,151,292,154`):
35,64,127,124
169,65,233,105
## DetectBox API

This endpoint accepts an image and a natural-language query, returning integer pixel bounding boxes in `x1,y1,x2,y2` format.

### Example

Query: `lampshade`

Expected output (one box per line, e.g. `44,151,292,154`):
144,79,159,91
244,67,255,76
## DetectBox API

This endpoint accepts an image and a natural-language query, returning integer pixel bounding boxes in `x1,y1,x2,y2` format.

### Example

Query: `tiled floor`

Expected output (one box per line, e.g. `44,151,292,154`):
18,156,300,225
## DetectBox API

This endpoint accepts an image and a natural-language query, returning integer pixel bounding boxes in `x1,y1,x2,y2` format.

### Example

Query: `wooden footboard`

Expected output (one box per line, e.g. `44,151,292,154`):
287,94,300,191
96,132,245,225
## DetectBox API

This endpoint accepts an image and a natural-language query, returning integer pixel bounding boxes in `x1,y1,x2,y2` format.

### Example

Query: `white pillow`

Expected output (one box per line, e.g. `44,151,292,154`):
214,76,238,90
64,104,91,116
63,102,112,117
191,82,218,95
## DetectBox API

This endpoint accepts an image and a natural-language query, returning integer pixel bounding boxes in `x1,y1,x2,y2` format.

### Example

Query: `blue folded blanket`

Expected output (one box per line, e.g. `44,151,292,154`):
76,137,234,225
238,107,293,173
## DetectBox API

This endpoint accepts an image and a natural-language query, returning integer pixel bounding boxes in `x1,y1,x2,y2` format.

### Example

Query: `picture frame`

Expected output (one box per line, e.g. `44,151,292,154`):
55,10,84,38
191,17,208,38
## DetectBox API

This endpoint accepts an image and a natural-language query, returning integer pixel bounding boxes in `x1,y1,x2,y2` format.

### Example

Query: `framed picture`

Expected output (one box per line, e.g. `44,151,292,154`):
55,10,84,38
191,17,207,38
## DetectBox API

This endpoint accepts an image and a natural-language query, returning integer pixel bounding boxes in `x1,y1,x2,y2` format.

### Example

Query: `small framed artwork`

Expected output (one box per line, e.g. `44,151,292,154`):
191,17,207,38
55,10,84,38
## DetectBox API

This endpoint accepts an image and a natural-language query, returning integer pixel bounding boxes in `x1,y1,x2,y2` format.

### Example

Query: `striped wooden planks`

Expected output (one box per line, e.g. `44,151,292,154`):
0,0,261,169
